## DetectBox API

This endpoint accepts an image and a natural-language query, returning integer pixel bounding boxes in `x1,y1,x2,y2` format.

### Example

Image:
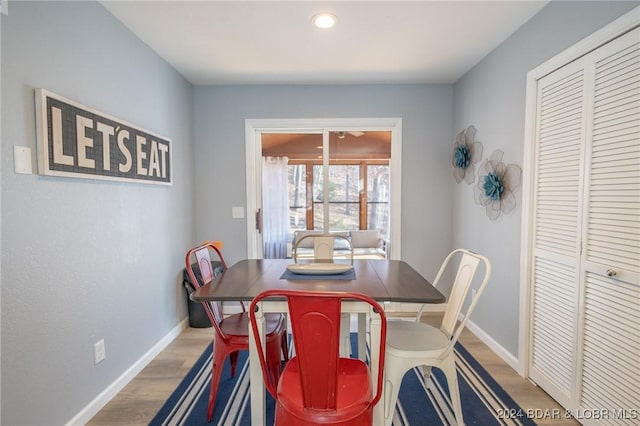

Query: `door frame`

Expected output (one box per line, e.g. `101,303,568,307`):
245,117,403,259
518,7,639,378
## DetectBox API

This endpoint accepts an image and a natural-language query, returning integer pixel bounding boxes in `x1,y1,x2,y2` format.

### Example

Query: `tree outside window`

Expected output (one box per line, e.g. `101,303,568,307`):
288,162,389,238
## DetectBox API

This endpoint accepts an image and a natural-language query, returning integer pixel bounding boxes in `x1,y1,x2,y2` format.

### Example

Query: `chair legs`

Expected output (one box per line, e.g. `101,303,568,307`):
207,341,226,422
382,353,412,426
340,312,352,357
266,334,286,385
280,331,289,361
441,355,464,425
206,334,288,422
419,365,433,389
229,351,239,377
383,353,464,426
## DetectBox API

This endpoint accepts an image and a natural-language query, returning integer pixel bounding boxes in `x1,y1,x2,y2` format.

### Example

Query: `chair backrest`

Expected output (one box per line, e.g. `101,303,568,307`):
426,249,491,346
313,235,334,261
293,233,354,264
185,243,231,339
249,290,387,410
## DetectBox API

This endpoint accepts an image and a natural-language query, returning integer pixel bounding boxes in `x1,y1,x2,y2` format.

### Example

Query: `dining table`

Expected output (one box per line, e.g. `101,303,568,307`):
191,258,446,426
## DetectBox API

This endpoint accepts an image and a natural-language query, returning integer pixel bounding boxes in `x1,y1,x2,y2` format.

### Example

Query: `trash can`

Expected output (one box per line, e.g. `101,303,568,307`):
183,261,224,328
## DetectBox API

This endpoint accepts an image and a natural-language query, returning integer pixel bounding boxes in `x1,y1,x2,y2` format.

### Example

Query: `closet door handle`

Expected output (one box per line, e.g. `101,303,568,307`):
606,269,617,277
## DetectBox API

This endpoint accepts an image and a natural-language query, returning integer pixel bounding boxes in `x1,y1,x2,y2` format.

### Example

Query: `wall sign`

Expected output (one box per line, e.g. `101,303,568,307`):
35,89,172,185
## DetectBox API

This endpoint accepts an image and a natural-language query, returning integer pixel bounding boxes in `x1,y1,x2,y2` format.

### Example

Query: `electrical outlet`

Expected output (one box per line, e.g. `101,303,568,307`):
94,339,106,364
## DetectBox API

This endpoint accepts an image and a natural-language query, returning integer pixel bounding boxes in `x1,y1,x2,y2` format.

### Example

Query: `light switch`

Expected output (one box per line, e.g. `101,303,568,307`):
14,146,32,174
232,207,245,219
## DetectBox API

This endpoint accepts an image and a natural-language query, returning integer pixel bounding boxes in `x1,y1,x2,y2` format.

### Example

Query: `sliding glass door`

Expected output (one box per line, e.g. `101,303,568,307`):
261,130,391,258
245,118,402,260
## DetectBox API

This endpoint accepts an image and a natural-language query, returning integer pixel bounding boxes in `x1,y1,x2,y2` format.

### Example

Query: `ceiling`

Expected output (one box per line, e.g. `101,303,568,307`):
262,131,391,160
100,1,549,85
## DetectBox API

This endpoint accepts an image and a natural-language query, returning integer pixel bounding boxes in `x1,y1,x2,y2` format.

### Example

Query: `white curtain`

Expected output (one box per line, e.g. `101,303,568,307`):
262,156,290,258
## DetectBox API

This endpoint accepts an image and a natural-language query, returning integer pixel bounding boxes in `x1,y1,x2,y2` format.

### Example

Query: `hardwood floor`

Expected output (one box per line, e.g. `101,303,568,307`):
87,326,213,426
449,326,578,425
88,314,577,425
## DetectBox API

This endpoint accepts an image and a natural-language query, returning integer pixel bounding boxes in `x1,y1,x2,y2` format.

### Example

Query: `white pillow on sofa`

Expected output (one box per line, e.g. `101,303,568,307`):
331,232,351,250
293,230,352,249
293,231,323,248
350,230,382,248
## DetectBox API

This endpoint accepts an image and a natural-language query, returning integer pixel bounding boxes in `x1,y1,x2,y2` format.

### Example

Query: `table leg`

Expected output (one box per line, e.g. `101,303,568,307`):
248,303,266,426
357,312,367,361
369,306,384,425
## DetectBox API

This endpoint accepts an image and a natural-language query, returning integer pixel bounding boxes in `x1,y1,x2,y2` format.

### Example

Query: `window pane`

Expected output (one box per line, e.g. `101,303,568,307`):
313,165,360,231
313,165,361,202
313,165,323,202
330,203,359,231
288,164,306,232
367,165,389,237
367,165,390,202
328,165,360,202
314,203,360,231
289,208,306,230
312,203,323,231
368,202,389,237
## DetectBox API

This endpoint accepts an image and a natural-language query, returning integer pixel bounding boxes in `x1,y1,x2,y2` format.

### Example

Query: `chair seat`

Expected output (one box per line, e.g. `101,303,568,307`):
386,320,450,358
277,357,373,422
220,312,285,337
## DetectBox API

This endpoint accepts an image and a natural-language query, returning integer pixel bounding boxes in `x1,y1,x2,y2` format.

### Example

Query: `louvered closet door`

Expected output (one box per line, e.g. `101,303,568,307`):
578,27,640,425
529,58,587,409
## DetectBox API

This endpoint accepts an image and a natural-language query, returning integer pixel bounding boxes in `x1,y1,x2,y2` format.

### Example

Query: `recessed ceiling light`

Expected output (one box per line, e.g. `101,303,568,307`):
313,13,337,29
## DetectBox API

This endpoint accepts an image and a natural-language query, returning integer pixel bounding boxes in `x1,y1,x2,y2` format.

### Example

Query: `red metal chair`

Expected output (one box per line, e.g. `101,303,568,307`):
185,243,288,422
249,289,387,425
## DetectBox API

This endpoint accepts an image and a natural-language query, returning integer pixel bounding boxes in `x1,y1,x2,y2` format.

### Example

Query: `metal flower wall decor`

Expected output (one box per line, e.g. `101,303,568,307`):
453,125,483,185
474,150,522,220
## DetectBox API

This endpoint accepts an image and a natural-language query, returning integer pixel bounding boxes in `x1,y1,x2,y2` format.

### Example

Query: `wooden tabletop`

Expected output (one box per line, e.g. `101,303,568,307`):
191,259,445,304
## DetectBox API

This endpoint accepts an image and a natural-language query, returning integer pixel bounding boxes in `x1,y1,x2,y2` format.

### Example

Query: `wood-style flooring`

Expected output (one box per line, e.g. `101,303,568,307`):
88,313,578,425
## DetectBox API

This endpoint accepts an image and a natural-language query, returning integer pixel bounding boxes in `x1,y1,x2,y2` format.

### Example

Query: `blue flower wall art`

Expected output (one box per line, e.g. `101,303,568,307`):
474,150,522,220
453,125,483,185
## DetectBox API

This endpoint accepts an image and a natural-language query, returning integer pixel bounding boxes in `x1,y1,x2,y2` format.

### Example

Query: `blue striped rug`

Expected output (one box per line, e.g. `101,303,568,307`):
150,334,536,426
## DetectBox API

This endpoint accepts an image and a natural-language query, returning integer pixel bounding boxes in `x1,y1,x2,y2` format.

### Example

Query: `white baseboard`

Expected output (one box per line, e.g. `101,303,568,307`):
66,318,189,426
464,318,520,375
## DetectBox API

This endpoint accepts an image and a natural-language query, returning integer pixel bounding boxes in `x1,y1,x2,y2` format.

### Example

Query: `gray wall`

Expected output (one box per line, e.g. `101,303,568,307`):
193,84,454,279
1,2,195,424
451,1,637,357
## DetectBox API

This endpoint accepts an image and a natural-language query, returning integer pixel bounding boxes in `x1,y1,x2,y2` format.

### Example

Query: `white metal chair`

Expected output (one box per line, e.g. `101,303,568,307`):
382,249,491,426
292,233,355,357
